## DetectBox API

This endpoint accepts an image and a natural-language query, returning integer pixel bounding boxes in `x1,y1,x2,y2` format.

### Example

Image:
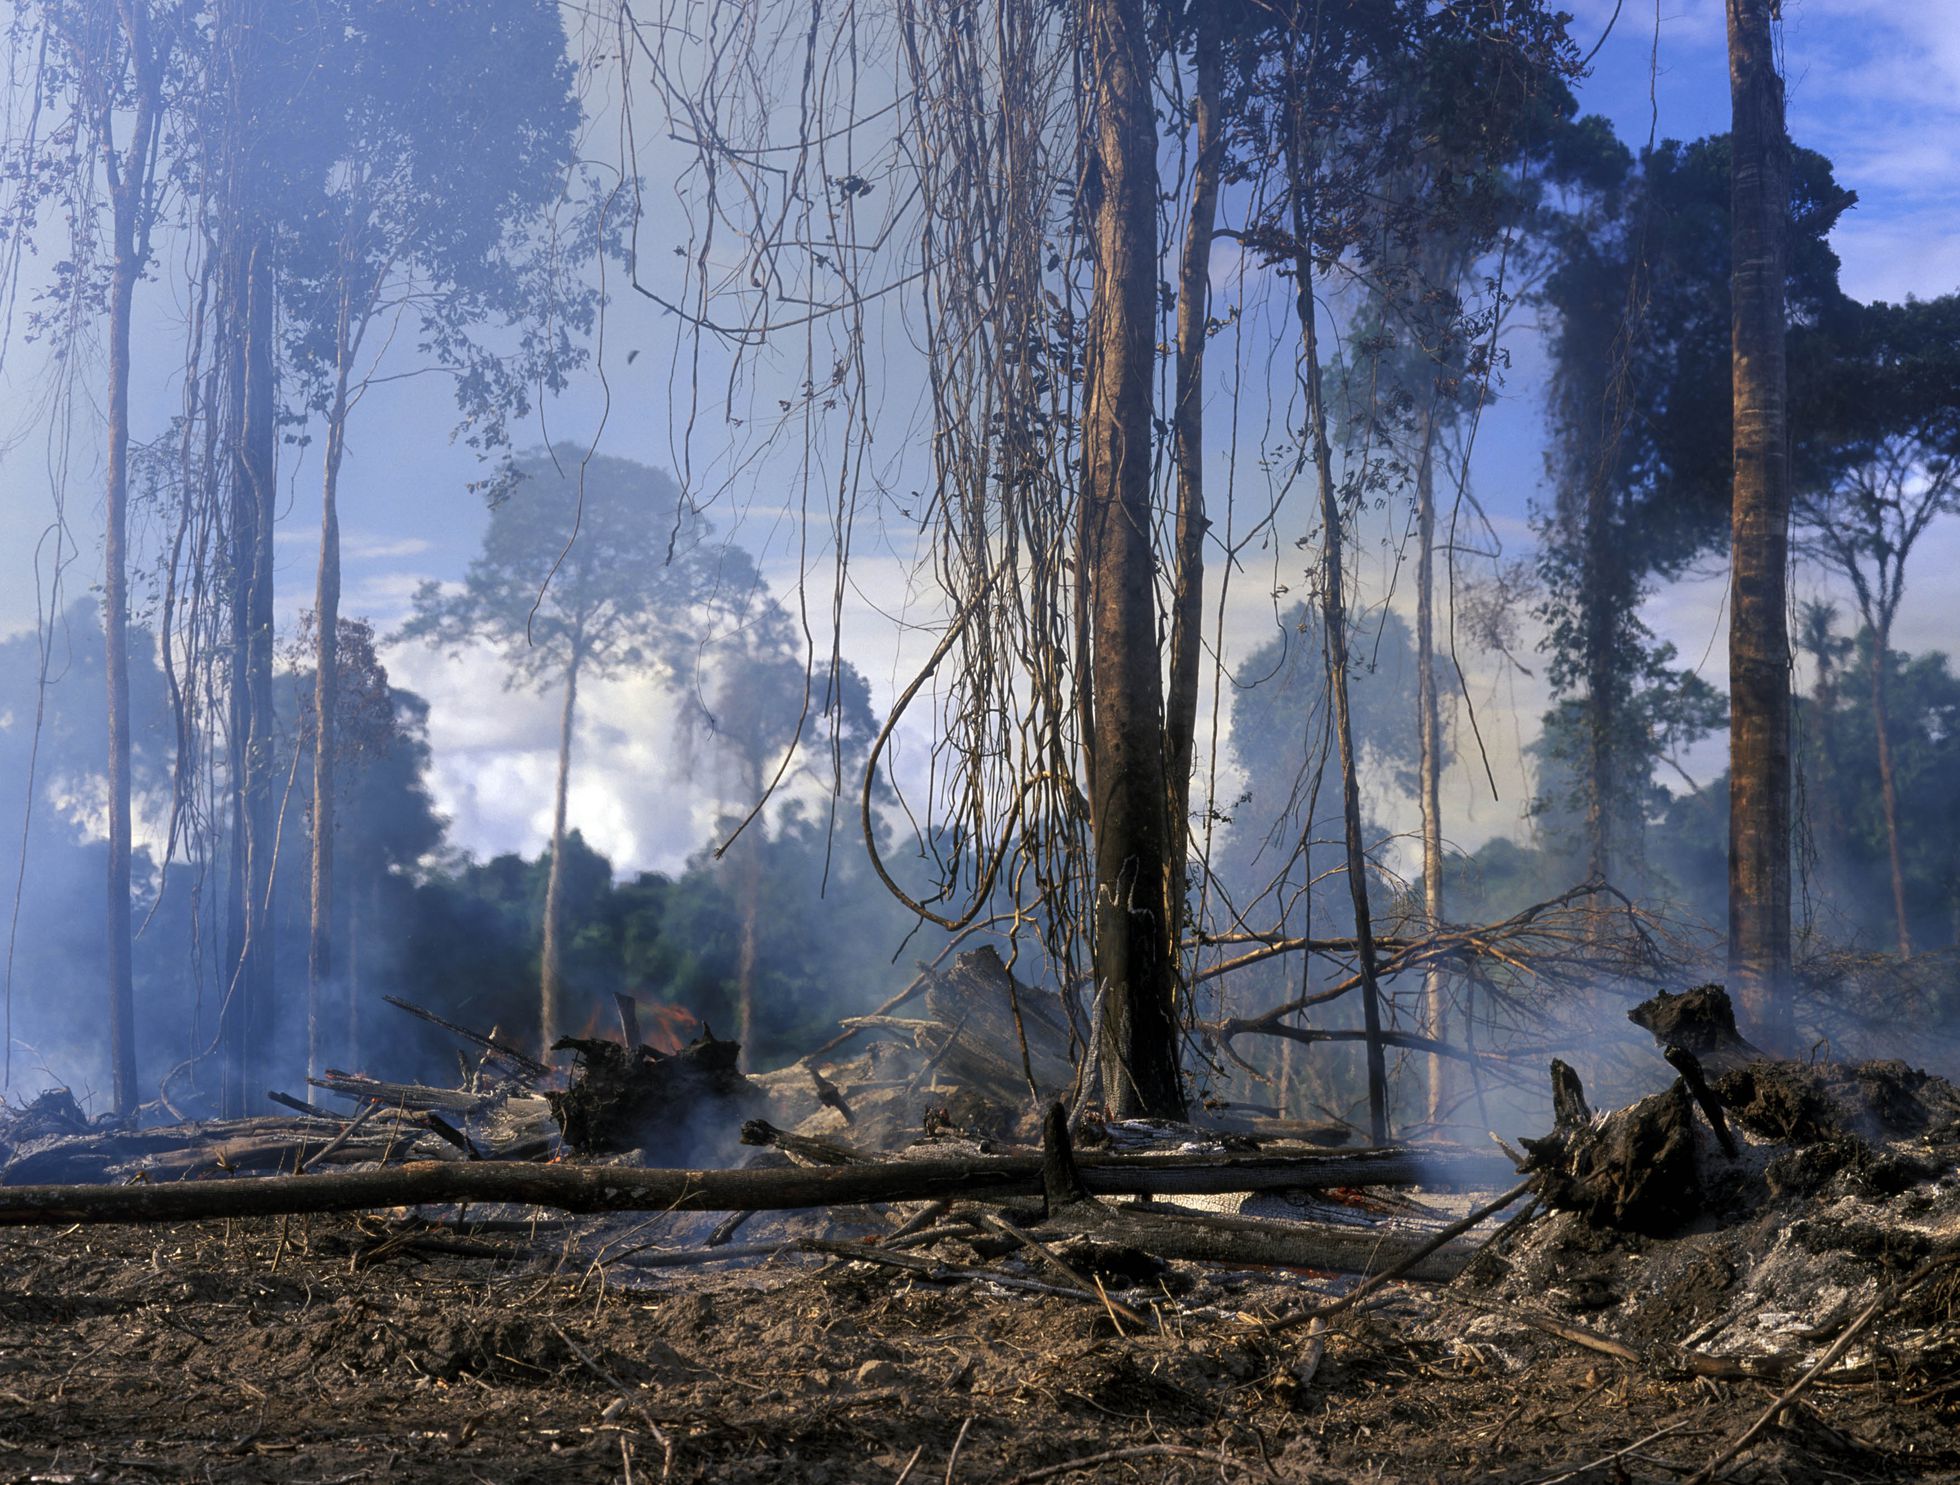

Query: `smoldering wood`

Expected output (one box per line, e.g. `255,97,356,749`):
311,1070,491,1113
1626,983,1766,1074
0,1143,1514,1226
547,1029,765,1157
1663,1044,1740,1158
739,1120,871,1166
0,1110,449,1186
1522,1072,1703,1236
1549,1059,1592,1128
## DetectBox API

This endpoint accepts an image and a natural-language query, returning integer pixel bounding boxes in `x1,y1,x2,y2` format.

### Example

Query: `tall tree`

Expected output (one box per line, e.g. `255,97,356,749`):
34,0,192,1112
280,0,586,1077
1078,0,1184,1119
1793,296,1960,955
683,596,880,1066
403,451,737,1058
1726,0,1793,1039
1535,131,1851,894
1164,0,1225,958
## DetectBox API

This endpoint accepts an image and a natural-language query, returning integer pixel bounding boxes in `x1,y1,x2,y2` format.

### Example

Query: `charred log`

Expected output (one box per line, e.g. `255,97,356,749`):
548,1029,765,1157
1523,1066,1703,1237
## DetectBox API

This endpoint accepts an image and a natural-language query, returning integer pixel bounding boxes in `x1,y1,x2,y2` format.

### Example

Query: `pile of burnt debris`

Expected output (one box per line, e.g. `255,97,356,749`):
1,951,1955,1477
1447,982,1960,1432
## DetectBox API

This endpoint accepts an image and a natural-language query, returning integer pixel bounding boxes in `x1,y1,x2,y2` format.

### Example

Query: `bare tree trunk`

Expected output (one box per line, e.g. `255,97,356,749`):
1414,414,1448,1129
1582,463,1617,891
242,228,280,1101
733,754,764,1067
1869,635,1913,957
308,319,350,1081
1083,0,1184,1121
346,873,374,1069
1165,10,1223,947
1287,94,1390,1146
91,1,167,1117
1726,0,1794,1042
539,651,582,1059
103,167,141,1118
219,223,278,1116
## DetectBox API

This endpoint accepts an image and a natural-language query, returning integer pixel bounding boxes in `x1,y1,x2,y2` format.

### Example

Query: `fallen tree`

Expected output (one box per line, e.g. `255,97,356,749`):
0,1143,1513,1227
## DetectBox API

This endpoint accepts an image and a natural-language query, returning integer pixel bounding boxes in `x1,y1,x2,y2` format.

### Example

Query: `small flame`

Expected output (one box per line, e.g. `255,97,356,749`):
571,996,702,1055
640,1002,700,1055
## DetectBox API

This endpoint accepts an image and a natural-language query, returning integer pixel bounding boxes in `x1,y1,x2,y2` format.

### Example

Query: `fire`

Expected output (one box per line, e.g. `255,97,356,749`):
639,1001,700,1054
571,996,702,1055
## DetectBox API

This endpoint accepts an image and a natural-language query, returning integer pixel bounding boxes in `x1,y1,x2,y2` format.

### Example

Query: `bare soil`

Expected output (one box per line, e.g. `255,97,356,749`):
3,1201,1957,1484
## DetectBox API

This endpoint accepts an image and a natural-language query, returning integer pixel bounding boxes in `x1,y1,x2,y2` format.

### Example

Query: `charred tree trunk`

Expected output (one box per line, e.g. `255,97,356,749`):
1287,90,1390,1146
1726,0,1794,1041
539,646,582,1060
1414,413,1448,1129
1165,9,1222,948
1081,0,1184,1121
308,307,351,1081
1869,634,1912,957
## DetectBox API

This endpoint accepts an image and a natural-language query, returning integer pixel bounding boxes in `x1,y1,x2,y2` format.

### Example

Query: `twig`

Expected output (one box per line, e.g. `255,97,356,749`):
1000,1444,1241,1484
551,1323,674,1482
1688,1244,1960,1483
975,1212,1147,1329
945,1416,975,1484
381,995,550,1080
891,1444,924,1484
294,1101,378,1175
1253,1178,1534,1331
1531,1420,1697,1485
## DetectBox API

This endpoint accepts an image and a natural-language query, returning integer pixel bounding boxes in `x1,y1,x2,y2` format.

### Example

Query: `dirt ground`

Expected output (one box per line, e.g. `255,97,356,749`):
3,1201,1956,1485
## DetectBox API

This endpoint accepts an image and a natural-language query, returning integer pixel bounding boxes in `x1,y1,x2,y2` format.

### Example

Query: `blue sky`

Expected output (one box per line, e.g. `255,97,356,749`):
1,0,1955,878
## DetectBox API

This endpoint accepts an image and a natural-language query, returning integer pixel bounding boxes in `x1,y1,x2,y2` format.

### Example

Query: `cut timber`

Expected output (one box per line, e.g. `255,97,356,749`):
0,1145,1515,1226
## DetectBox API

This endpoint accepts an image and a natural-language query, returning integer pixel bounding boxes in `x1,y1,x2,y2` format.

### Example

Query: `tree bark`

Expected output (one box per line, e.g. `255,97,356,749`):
1165,10,1223,948
1869,634,1912,957
308,312,351,1081
539,650,582,1059
1082,0,1184,1120
1414,413,1448,1129
1726,0,1794,1042
1287,92,1391,1146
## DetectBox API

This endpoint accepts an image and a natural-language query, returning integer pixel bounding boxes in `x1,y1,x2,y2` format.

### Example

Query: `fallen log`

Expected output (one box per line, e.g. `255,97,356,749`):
0,1144,1515,1226
1031,1107,1498,1283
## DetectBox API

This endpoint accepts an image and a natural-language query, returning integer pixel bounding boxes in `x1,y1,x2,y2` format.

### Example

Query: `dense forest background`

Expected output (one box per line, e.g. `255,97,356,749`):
0,0,1955,1131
